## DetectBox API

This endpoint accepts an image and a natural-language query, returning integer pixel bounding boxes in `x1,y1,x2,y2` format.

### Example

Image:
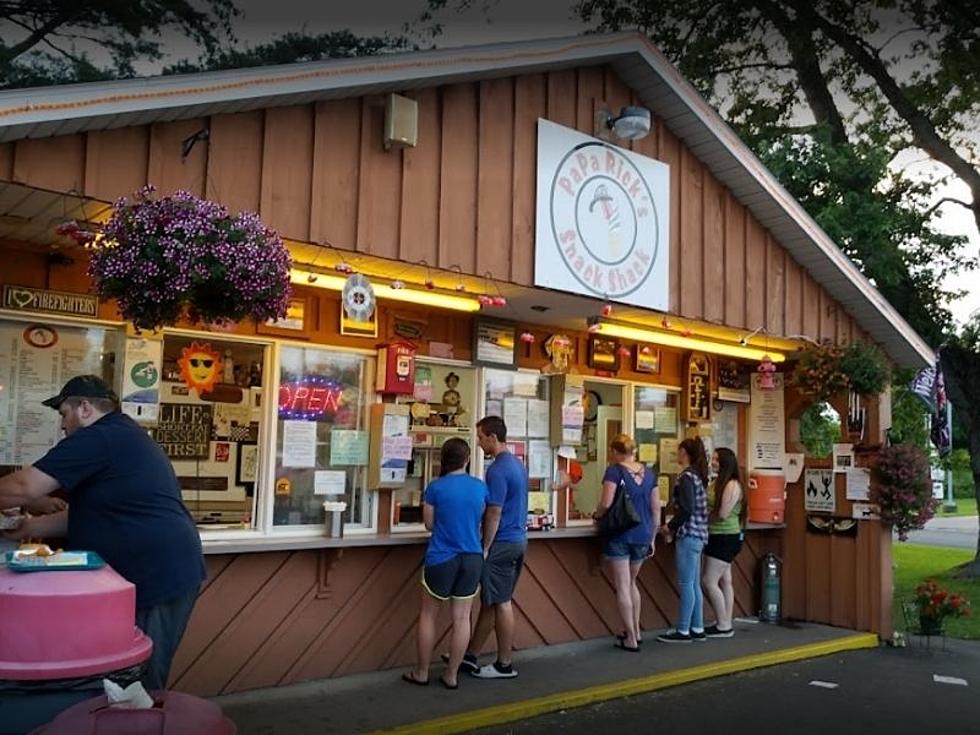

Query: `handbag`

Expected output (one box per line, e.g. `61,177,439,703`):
598,466,641,536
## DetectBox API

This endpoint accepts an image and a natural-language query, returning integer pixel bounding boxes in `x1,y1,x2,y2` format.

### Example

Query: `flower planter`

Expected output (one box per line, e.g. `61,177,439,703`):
919,615,944,636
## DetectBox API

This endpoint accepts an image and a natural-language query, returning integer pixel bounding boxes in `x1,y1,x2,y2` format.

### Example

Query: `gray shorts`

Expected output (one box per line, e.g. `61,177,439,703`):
481,541,527,605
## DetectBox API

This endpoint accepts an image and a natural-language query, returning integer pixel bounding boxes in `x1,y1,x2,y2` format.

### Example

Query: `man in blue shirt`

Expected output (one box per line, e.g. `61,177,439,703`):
464,415,528,679
0,375,206,690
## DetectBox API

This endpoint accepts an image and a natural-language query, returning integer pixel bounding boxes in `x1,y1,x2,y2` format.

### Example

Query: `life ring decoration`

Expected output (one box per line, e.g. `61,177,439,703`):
342,273,376,324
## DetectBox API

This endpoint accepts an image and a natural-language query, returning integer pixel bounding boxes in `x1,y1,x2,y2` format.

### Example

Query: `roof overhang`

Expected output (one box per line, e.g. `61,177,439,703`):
0,33,933,368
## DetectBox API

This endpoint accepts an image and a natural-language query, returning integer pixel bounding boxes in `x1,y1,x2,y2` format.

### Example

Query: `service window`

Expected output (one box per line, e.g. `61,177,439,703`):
633,386,682,506
483,369,555,518
156,334,269,530
273,345,375,529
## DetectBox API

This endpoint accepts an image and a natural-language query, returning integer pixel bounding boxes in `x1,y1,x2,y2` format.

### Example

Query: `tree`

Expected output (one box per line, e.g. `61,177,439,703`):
0,0,238,88
163,30,412,75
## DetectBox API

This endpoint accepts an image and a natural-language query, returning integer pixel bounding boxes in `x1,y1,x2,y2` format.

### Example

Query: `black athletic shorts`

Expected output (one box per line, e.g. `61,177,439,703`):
481,541,527,605
704,533,744,564
422,553,484,600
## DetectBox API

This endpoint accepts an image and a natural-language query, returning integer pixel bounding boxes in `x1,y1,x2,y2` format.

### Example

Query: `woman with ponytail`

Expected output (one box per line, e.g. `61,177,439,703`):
702,448,746,638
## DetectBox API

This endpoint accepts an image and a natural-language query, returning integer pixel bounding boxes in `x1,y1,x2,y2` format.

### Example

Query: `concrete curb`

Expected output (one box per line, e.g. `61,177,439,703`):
367,632,879,735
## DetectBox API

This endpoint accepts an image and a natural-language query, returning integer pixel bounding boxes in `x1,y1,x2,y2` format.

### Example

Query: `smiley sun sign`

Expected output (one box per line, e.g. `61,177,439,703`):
178,341,223,394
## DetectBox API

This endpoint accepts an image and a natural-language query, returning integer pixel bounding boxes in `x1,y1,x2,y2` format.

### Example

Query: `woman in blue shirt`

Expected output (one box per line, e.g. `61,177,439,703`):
404,438,488,689
594,434,659,652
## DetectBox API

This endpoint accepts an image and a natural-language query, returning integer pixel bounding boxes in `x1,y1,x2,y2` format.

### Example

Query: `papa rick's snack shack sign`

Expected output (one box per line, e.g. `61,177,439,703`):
534,119,670,310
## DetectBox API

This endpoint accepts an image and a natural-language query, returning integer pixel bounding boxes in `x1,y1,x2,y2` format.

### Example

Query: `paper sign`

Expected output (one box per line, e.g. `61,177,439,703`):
562,426,582,444
659,438,679,474
527,399,550,438
486,399,503,418
562,405,584,426
528,440,552,479
383,435,414,461
846,467,871,501
282,420,317,468
804,469,835,513
503,398,528,438
654,406,677,434
748,373,785,470
314,470,347,495
330,430,368,466
784,453,805,484
658,475,671,504
512,373,539,397
833,444,854,474
852,502,880,521
639,443,658,463
635,410,655,430
383,413,410,437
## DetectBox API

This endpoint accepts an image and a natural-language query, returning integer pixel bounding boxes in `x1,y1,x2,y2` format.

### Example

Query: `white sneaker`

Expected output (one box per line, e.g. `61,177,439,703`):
471,662,518,679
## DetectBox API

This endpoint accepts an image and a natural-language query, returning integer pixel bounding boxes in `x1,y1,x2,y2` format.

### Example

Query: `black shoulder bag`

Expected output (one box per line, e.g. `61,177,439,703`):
598,465,641,536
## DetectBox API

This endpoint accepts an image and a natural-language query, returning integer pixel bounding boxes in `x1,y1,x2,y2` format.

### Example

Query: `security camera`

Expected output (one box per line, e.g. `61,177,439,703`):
607,106,652,141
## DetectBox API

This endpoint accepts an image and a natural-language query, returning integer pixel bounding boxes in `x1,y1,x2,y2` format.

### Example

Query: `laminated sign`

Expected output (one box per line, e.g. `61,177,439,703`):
534,119,670,310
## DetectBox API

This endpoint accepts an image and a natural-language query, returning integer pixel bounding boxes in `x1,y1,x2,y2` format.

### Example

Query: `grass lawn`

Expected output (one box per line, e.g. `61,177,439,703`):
938,497,978,517
893,544,980,640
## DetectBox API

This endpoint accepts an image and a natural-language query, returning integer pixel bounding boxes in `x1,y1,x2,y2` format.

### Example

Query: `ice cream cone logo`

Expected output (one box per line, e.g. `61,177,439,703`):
588,184,623,258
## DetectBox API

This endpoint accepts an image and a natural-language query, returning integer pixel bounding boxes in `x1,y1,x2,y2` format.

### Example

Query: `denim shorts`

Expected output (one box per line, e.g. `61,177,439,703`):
602,538,651,562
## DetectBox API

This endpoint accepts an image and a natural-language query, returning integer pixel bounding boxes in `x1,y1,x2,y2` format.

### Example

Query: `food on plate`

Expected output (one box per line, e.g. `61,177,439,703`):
17,543,53,556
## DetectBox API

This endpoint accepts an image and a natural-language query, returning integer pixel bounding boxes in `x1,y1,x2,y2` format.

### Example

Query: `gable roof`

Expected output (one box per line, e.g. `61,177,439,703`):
0,32,932,368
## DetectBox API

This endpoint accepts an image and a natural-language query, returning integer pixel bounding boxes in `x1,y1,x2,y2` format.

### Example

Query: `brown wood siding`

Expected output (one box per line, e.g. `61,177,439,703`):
170,533,781,696
8,64,865,343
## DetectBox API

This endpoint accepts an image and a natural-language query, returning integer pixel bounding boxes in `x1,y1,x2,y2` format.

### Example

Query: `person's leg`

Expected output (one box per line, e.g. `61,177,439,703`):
135,590,199,691
495,601,516,665
702,556,727,627
691,543,705,634
467,601,495,657
604,556,637,648
444,597,475,687
720,564,736,629
673,536,697,634
412,590,441,682
629,559,644,643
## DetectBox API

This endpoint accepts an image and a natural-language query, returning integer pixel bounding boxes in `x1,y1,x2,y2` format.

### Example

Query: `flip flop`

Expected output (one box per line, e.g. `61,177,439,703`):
617,632,643,646
614,639,641,652
439,675,459,690
402,672,429,686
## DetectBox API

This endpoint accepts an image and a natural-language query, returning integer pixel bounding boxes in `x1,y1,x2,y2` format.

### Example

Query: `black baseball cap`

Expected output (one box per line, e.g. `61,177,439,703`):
42,375,118,409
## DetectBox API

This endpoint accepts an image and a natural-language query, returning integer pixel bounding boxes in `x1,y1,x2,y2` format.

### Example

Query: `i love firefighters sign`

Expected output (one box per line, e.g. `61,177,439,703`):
534,119,669,310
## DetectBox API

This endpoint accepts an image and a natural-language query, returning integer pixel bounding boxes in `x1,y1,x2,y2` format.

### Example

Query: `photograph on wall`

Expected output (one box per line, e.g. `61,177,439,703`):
474,318,517,368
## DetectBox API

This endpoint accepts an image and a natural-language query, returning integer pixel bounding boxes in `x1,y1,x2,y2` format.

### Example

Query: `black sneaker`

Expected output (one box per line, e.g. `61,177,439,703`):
705,625,734,638
440,652,480,675
657,630,693,643
691,630,707,642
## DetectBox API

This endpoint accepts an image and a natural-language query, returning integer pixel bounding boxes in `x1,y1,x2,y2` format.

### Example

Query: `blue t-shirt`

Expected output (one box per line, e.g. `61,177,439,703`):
485,451,528,544
34,412,206,609
603,463,656,546
423,473,488,565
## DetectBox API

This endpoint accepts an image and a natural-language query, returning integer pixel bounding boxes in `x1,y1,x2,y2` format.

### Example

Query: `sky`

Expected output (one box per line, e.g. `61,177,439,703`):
126,0,980,326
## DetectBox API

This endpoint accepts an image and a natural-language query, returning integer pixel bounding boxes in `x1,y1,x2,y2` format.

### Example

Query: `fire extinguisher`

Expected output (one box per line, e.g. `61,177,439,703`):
759,552,782,624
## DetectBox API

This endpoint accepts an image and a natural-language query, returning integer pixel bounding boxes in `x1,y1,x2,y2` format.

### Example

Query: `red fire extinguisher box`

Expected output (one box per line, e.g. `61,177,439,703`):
376,341,416,395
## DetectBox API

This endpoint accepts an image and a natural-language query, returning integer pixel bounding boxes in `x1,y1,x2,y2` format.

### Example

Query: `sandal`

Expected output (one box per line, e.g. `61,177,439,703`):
617,632,643,646
439,675,459,690
402,672,429,686
614,639,641,653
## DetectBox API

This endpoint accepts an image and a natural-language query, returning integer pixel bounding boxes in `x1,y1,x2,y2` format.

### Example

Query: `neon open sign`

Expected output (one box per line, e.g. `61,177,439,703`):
278,378,344,420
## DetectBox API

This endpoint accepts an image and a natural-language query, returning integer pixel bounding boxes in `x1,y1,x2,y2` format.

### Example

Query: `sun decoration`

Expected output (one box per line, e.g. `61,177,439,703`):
178,341,223,394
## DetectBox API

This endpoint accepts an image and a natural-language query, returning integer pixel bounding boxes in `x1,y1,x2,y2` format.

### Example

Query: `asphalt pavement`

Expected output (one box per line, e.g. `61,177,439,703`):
469,639,980,735
904,514,978,549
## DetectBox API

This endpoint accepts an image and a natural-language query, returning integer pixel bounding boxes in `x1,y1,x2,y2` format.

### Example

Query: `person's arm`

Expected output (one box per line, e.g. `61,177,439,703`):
668,474,696,533
594,481,617,518
422,502,435,532
3,510,68,541
482,506,502,554
0,467,61,510
716,481,740,521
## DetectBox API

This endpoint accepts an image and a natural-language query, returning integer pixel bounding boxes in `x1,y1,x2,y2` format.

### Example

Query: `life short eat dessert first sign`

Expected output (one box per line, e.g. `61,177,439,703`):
534,119,670,310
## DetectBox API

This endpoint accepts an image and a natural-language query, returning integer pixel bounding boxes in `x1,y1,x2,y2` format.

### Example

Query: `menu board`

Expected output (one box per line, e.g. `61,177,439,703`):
748,373,785,470
0,321,108,465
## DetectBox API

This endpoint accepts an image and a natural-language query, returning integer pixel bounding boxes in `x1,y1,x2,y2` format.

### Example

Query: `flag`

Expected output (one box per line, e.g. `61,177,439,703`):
908,366,937,413
932,359,952,457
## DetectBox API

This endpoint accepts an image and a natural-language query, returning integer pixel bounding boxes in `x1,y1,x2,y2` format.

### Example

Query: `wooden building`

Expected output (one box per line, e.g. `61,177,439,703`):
0,33,930,696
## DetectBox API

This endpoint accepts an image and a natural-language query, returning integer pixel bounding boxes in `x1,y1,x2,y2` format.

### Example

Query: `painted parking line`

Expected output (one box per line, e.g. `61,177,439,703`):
368,633,878,735
933,675,968,686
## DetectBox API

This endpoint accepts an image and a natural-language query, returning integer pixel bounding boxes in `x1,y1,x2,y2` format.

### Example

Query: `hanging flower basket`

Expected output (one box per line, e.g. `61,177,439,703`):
870,443,937,541
86,186,292,332
788,341,848,402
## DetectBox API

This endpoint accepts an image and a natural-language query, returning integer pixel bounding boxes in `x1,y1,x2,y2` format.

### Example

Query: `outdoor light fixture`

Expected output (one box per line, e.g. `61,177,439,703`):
587,318,786,363
290,269,481,312
597,106,652,141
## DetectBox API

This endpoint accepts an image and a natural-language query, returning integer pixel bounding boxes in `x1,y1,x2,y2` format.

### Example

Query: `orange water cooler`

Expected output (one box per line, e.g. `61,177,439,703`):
748,470,786,524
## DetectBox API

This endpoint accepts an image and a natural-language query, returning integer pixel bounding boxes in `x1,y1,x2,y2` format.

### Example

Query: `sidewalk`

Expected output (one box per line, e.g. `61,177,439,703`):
215,621,876,735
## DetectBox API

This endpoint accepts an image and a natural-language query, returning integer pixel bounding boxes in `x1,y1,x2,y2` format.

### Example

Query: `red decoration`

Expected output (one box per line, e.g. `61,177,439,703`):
520,331,536,344
757,354,777,390
424,280,435,290
334,262,353,274
661,318,672,329
587,322,601,333
478,294,494,306
617,345,631,358
601,304,613,317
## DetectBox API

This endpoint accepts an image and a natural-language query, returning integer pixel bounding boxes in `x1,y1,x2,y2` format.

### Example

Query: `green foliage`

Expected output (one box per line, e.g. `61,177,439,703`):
839,341,891,396
889,369,930,451
799,403,840,458
893,544,980,640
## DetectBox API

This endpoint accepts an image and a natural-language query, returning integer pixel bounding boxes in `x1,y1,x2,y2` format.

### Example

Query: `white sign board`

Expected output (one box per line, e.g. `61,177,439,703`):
534,119,670,309
748,373,786,471
804,469,836,514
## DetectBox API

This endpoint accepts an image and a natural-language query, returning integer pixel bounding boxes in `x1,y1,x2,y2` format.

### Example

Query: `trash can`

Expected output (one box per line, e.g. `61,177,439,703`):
33,690,237,734
0,564,153,734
